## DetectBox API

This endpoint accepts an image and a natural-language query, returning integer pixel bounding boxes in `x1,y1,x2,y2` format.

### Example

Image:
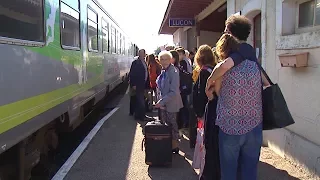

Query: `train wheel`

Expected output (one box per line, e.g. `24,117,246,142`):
31,127,59,178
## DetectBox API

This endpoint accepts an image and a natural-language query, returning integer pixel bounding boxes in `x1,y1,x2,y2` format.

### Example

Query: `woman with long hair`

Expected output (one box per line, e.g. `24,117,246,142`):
215,33,239,61
169,50,180,67
191,45,220,179
169,50,183,130
147,54,161,104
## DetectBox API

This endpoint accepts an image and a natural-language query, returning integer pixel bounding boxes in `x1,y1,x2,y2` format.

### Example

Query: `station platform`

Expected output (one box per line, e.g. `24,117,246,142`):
53,91,311,180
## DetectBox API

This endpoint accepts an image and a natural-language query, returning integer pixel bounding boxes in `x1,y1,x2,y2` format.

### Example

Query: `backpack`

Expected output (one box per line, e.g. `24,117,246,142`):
179,66,193,95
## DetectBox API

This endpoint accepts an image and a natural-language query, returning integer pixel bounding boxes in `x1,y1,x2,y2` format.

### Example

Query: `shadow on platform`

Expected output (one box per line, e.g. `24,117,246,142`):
147,154,198,180
258,161,299,180
65,84,300,180
140,109,299,180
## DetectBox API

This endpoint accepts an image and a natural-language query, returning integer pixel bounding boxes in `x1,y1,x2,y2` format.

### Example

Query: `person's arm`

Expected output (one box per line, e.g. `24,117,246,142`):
261,72,271,87
214,77,222,96
206,53,242,90
206,57,234,90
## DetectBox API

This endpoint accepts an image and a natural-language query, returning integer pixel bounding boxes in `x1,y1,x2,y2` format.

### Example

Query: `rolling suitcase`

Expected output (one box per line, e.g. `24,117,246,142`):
143,120,172,166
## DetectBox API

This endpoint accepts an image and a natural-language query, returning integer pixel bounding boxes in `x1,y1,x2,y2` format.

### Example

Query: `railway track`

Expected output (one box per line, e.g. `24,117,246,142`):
30,82,129,180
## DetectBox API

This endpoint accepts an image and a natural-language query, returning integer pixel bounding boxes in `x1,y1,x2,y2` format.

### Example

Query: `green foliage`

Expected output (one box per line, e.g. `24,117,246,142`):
154,46,161,55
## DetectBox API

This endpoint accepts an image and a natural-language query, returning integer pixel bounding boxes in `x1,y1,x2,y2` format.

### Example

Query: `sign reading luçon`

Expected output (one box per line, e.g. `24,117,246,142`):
169,18,196,27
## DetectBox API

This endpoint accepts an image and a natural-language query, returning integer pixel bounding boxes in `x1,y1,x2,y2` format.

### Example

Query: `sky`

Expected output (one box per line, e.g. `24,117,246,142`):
99,0,174,54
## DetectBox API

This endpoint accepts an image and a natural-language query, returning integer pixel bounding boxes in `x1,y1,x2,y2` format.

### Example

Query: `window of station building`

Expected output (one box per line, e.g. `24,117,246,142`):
0,0,44,43
111,26,116,53
298,0,320,28
61,0,80,48
87,7,98,51
102,19,109,53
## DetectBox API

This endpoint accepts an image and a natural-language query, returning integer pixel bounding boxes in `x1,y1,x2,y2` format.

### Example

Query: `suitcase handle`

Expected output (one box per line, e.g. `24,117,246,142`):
153,119,166,125
141,138,145,151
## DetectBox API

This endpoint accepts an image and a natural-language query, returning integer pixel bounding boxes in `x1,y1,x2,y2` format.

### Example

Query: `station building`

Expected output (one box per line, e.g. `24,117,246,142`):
159,0,320,176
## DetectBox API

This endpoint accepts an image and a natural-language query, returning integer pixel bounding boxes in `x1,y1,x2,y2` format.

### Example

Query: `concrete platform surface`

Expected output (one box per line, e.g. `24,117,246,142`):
62,93,315,180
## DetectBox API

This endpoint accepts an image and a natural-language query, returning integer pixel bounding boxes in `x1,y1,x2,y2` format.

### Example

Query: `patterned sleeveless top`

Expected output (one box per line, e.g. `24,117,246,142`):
216,60,263,135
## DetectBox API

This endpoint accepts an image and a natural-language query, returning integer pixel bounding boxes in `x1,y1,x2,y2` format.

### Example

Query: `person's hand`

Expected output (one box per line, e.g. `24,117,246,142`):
263,84,271,90
206,80,215,92
205,87,214,101
154,102,165,109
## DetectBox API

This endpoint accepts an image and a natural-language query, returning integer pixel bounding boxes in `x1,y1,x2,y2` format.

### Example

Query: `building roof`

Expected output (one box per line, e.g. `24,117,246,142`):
158,0,214,35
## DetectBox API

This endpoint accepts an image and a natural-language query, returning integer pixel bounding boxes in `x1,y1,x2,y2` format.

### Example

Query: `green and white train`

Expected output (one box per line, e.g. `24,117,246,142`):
0,0,138,179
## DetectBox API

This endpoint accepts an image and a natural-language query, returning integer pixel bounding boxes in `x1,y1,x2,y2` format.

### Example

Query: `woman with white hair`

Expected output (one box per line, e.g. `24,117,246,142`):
154,51,183,153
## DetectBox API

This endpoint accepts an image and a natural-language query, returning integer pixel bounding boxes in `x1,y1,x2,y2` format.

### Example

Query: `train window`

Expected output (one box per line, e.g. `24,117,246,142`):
102,19,109,53
111,26,116,53
61,0,80,48
87,7,98,51
123,38,125,55
119,32,122,54
0,0,44,42
121,36,124,55
117,30,120,54
123,37,126,55
127,42,130,55
62,0,79,9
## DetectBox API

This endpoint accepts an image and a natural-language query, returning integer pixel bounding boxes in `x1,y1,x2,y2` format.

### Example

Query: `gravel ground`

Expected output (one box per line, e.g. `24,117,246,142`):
64,92,319,180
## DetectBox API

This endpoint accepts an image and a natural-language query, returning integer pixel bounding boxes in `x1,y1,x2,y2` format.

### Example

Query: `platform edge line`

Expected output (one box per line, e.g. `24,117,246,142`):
51,107,119,180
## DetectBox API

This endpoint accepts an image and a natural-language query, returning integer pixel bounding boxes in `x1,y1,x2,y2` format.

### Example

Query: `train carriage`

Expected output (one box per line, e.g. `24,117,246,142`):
0,0,137,179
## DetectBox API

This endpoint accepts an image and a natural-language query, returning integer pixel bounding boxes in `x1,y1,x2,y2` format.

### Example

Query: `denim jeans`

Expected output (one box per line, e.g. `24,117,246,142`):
219,123,262,180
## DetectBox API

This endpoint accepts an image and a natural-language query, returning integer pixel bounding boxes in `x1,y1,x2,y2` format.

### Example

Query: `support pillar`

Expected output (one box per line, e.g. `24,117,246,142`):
196,22,200,48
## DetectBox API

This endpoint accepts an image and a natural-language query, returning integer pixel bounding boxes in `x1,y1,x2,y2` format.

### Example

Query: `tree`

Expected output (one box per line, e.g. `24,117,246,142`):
154,46,161,55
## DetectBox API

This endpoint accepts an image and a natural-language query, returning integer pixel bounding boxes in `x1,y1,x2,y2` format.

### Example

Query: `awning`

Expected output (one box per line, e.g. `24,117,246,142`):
158,0,214,35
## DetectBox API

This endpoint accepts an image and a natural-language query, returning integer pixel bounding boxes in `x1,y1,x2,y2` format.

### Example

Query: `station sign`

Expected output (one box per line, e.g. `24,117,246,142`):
169,18,196,27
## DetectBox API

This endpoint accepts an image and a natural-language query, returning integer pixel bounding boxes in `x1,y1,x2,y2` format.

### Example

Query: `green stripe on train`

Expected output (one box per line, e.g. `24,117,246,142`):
0,2,109,135
0,77,103,135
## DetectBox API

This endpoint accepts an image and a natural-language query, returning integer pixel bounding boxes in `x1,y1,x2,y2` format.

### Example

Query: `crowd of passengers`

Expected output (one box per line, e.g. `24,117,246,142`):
128,15,270,180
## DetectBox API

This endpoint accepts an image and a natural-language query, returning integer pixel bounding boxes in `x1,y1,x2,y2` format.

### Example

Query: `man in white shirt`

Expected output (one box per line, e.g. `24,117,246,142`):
176,48,192,73
184,50,193,70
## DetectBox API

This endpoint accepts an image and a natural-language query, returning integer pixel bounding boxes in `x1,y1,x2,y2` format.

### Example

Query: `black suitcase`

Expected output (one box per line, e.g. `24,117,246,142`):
143,120,172,166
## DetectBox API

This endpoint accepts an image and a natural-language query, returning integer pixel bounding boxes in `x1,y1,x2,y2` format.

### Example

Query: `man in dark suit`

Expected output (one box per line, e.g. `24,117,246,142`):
129,49,150,121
